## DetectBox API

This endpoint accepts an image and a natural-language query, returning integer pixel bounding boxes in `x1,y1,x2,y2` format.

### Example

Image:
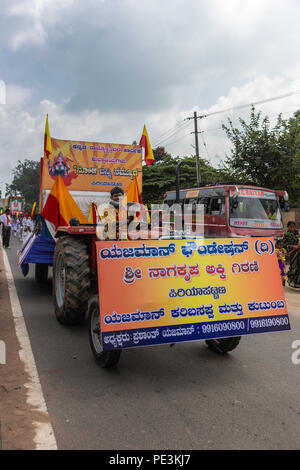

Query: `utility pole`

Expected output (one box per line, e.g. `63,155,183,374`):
186,111,201,186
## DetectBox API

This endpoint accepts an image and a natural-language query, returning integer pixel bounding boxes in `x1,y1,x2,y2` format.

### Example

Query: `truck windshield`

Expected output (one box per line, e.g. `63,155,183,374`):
230,191,283,229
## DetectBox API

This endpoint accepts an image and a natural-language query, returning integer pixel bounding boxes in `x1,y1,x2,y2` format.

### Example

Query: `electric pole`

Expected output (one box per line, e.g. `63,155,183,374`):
186,111,201,186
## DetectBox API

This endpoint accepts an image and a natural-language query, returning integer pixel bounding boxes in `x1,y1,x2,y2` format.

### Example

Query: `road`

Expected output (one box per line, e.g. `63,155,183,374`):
4,235,300,450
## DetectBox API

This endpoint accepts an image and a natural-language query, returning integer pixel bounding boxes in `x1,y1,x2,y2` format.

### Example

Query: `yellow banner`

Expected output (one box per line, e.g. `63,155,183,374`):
42,138,143,192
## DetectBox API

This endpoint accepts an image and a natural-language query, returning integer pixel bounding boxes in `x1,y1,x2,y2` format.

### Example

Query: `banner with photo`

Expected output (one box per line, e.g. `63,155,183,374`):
10,197,23,213
42,138,143,193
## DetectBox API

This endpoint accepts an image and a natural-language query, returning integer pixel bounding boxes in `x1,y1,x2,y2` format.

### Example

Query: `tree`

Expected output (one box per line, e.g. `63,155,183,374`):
142,147,224,205
6,159,40,211
222,106,300,206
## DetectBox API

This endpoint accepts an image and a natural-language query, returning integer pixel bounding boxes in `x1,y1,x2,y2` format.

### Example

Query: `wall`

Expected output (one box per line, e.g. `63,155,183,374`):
281,208,300,230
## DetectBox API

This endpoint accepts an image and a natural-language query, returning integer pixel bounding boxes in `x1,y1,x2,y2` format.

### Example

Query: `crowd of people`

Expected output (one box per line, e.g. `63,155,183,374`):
0,209,36,248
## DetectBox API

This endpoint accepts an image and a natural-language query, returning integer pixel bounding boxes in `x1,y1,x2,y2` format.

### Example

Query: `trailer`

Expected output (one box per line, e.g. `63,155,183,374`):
52,228,291,368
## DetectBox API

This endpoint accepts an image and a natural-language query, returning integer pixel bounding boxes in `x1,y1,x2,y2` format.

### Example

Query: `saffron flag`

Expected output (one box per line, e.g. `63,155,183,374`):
139,125,155,166
44,114,52,158
31,201,37,218
126,176,143,205
144,203,151,223
41,175,89,229
89,202,98,224
126,176,150,222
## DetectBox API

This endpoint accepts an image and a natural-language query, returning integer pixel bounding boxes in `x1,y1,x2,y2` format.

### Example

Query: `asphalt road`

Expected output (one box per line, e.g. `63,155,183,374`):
6,236,300,450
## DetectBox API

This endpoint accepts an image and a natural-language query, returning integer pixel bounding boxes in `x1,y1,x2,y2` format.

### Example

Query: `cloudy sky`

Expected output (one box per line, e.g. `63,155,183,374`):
1,0,300,193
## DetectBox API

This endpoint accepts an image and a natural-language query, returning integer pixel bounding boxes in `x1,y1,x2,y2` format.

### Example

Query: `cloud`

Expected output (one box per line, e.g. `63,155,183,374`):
1,0,300,188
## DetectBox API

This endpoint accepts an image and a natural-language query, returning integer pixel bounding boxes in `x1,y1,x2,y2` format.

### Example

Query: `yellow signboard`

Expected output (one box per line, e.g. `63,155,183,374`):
42,138,143,192
186,190,199,199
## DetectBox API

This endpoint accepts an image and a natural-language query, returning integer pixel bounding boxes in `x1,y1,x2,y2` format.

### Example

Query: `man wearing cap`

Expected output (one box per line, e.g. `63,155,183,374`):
0,208,12,248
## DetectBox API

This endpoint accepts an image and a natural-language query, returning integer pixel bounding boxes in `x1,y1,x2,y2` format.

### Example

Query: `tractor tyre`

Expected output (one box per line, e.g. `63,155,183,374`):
53,236,90,325
205,336,241,354
35,263,48,283
88,295,121,368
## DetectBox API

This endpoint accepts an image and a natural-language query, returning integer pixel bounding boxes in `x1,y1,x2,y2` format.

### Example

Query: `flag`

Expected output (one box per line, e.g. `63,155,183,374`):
126,176,150,222
31,201,37,218
126,176,143,205
144,203,151,223
139,125,155,166
39,156,44,211
44,114,52,158
88,202,97,224
41,175,88,229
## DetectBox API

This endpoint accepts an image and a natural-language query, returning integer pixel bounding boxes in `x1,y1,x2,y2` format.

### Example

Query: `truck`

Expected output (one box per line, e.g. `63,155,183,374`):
162,184,289,238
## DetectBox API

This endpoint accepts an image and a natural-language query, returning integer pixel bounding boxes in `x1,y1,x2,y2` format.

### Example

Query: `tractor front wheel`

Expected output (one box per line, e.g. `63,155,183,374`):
88,295,121,368
205,336,241,354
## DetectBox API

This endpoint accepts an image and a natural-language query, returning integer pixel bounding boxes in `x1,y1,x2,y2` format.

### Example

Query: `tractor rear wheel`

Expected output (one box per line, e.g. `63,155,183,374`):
205,336,241,354
88,295,121,368
53,236,90,325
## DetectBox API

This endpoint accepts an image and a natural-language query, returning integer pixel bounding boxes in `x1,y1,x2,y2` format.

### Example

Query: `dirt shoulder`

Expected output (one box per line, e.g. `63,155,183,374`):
0,246,38,450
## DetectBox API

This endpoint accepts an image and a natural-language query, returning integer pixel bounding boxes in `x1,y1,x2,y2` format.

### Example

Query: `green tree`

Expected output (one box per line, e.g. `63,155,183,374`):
142,147,224,205
222,106,300,205
6,159,40,210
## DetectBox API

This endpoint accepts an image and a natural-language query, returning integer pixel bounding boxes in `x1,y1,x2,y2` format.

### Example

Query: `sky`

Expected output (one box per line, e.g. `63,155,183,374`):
1,0,300,194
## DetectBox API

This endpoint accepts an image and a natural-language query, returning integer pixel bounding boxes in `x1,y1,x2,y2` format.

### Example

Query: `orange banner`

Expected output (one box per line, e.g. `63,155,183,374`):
96,238,290,350
42,138,143,192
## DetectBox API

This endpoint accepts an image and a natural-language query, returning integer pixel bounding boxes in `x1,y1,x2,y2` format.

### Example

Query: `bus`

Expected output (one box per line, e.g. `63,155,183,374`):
162,184,289,238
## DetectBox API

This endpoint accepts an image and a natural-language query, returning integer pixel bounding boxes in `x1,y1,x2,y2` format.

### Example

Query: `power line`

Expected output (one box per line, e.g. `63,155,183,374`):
161,131,191,147
153,91,300,148
153,120,189,147
199,128,210,160
153,120,191,147
152,119,187,147
193,90,300,121
184,100,300,167
201,106,300,135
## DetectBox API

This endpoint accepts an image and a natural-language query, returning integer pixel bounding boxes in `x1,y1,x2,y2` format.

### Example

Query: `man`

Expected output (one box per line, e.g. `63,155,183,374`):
23,214,34,240
0,208,12,248
102,187,127,240
283,221,300,288
283,221,299,253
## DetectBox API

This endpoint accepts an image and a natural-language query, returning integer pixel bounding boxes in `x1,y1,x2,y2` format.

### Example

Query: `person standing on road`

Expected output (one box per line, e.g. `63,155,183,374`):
12,215,18,236
275,239,287,286
283,221,300,288
0,208,12,248
19,215,25,240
